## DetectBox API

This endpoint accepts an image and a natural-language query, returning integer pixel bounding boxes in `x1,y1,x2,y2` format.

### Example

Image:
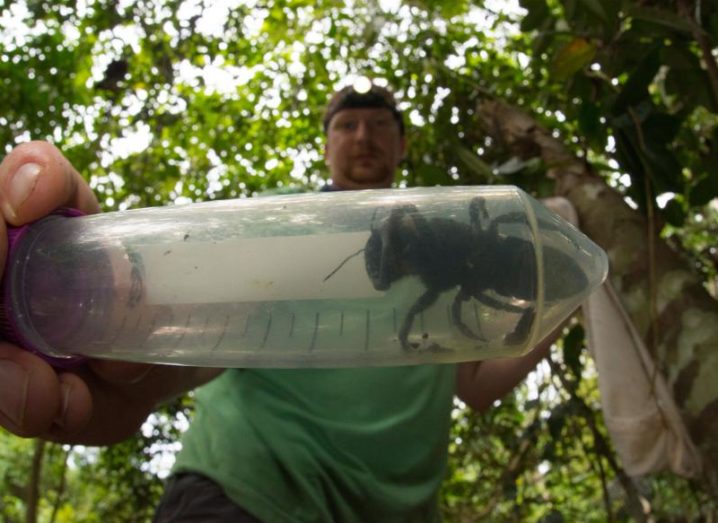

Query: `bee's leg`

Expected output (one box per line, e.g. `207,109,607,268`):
390,203,435,245
469,197,490,234
505,307,536,345
399,288,439,350
451,287,487,341
474,291,526,314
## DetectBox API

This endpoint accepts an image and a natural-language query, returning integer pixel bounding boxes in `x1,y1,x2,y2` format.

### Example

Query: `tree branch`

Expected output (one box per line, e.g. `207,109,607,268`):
25,439,45,523
677,0,718,108
627,107,660,367
695,31,718,110
49,445,71,523
474,99,718,491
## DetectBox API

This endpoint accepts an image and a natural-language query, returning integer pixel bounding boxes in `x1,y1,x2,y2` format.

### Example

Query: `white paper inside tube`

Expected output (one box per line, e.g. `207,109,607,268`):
139,232,383,304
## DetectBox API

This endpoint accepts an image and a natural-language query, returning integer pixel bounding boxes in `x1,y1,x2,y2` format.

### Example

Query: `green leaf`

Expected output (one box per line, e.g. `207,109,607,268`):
625,6,698,34
562,324,585,379
577,101,604,145
405,0,469,18
690,175,718,207
453,144,493,178
541,441,556,461
663,45,717,112
415,163,450,185
661,197,686,227
576,0,608,23
539,509,566,523
519,0,550,32
549,38,597,81
611,45,661,114
547,408,567,440
640,112,684,193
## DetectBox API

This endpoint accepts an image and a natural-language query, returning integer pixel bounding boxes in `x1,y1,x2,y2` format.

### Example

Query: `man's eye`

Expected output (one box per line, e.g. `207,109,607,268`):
338,121,357,130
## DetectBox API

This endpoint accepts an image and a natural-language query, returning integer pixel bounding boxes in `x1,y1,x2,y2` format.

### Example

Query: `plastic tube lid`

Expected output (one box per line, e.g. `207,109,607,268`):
0,208,86,368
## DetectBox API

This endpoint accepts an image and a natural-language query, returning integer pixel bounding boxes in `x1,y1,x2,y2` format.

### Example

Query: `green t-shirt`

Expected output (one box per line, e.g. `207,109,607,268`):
173,365,456,522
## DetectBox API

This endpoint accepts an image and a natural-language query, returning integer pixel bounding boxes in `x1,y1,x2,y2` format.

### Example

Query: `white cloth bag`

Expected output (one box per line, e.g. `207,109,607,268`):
543,197,702,478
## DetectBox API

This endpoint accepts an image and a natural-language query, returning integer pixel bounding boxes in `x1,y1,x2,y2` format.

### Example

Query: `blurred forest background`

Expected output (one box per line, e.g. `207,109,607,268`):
2,0,718,521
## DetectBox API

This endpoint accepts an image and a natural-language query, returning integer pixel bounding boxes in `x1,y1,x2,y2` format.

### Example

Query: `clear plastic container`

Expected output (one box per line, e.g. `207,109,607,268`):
1,186,608,367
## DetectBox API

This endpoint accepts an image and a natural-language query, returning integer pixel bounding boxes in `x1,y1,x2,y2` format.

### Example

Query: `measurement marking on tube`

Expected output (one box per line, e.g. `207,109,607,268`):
420,311,425,332
289,313,295,337
174,311,193,347
261,313,272,348
446,305,451,327
309,312,319,351
199,316,210,341
141,314,160,348
473,303,480,331
340,311,344,336
212,315,230,350
392,308,397,334
364,310,370,351
242,313,250,337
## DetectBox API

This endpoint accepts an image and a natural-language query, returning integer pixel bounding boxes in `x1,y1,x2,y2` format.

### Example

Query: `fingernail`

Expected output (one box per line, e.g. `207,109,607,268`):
3,162,42,219
0,359,29,427
54,381,71,429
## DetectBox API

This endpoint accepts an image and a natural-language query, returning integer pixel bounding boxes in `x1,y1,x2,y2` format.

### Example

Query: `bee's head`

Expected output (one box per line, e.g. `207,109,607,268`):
365,217,401,291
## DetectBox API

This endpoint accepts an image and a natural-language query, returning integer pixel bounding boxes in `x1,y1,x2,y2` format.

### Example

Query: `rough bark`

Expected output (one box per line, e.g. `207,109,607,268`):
477,99,718,492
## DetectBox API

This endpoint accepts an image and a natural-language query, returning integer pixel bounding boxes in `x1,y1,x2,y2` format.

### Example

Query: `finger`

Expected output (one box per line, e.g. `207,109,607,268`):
47,362,157,445
45,372,93,439
0,141,100,226
0,342,62,437
88,359,154,385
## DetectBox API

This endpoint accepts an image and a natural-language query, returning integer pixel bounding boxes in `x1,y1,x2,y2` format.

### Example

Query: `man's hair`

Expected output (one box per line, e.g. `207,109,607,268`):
323,83,405,135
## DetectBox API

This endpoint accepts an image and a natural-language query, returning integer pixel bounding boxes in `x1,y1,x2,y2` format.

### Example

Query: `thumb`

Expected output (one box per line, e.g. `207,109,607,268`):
0,141,100,226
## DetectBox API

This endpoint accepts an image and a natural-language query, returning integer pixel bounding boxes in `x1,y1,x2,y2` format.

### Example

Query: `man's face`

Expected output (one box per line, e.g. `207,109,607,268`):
324,107,406,190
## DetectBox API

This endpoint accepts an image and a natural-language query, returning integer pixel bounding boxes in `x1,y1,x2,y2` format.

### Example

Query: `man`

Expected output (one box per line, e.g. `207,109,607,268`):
321,83,406,190
0,81,554,521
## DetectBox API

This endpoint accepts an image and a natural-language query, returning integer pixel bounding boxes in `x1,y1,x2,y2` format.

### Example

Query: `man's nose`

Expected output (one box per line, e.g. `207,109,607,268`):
354,120,371,140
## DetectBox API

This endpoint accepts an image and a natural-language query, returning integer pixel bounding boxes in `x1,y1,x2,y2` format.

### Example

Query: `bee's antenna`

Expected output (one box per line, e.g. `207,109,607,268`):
370,207,381,231
323,248,366,282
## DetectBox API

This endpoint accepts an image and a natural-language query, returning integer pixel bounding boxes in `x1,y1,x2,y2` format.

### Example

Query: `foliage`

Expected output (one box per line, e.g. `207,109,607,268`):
441,364,620,522
511,0,718,268
1,0,718,521
441,326,716,522
0,398,189,522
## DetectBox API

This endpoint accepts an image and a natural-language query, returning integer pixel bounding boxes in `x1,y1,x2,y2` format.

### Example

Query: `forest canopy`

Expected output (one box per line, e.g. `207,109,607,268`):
1,0,718,521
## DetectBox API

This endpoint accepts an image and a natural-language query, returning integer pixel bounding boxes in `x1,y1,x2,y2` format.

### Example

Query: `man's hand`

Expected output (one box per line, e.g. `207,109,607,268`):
455,321,569,413
0,141,221,445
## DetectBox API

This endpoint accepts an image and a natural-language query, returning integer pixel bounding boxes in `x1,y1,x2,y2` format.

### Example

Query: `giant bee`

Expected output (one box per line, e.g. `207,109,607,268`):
326,197,588,350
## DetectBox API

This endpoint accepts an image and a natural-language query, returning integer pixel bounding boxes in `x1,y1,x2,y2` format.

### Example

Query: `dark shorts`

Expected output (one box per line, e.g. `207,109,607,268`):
153,472,262,523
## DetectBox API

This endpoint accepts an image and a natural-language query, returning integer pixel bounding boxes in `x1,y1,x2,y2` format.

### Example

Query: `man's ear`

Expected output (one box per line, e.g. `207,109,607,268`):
323,142,330,165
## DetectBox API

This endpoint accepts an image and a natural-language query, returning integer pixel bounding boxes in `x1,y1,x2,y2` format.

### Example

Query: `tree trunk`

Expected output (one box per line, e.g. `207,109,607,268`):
26,439,45,523
476,99,718,493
